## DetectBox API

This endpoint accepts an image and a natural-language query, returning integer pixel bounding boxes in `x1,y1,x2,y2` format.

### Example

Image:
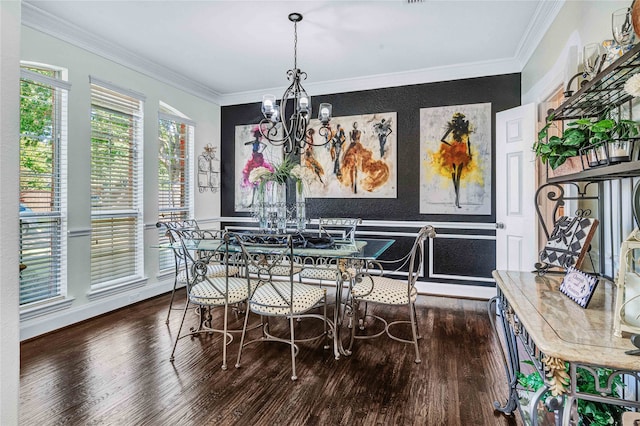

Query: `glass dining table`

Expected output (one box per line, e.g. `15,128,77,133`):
164,232,395,359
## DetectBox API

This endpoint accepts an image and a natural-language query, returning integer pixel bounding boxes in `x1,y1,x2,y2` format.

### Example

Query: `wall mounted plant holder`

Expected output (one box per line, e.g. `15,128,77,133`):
197,144,220,193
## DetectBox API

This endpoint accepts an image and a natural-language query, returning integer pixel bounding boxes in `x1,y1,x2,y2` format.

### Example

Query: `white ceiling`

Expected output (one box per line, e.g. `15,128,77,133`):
22,0,563,105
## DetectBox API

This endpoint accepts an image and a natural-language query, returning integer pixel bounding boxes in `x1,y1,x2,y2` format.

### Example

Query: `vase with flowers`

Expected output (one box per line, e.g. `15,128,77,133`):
248,156,298,233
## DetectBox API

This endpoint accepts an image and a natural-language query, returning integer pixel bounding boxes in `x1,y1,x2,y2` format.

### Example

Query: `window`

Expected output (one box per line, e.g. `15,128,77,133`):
19,64,69,306
157,103,194,271
90,78,144,288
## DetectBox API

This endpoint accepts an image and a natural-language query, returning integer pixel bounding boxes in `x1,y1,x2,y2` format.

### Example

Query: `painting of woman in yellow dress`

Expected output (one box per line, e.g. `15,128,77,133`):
420,103,491,215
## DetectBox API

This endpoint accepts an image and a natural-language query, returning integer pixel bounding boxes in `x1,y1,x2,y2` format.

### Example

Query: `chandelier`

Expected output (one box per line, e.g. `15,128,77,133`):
259,12,333,155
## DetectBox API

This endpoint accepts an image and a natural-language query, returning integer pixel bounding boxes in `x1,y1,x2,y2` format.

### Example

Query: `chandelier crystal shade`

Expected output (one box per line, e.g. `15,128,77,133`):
259,13,333,155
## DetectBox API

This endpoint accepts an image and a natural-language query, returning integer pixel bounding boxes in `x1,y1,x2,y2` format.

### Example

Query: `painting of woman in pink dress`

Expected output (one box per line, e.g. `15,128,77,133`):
240,127,274,207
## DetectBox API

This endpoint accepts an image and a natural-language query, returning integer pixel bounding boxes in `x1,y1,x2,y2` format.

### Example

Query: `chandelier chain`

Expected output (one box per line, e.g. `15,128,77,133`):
293,20,298,70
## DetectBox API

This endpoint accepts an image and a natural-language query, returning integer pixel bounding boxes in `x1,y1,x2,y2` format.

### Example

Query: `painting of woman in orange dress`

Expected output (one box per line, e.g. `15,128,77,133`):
420,103,491,215
303,112,396,199
339,121,389,194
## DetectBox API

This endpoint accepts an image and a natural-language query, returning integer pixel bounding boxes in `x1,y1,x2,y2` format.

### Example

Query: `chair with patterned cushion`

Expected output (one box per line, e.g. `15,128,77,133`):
156,219,237,324
234,233,332,381
348,225,436,363
169,228,247,370
298,217,362,286
156,219,200,324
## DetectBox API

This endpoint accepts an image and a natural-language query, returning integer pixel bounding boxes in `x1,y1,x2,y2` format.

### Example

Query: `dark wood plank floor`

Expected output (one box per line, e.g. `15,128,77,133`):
20,289,520,425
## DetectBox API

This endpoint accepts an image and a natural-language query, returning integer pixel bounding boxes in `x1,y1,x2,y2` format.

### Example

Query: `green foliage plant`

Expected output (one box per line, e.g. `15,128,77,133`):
270,155,296,184
517,361,626,426
586,118,615,148
614,119,640,140
534,116,640,170
534,117,590,170
20,74,55,191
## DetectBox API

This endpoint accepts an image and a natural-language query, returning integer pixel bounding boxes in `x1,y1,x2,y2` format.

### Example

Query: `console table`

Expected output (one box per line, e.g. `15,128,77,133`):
491,270,640,425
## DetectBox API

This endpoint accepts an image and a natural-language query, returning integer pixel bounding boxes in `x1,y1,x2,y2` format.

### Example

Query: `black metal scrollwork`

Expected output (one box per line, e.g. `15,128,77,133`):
230,231,335,249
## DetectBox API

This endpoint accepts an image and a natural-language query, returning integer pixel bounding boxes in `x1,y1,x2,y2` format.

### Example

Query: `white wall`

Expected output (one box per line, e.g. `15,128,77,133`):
0,1,22,423
18,26,221,340
522,0,629,105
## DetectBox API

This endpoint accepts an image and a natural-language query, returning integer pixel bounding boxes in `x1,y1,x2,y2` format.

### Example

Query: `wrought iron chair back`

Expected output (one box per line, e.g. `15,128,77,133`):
349,225,436,363
318,217,361,243
299,217,362,283
156,219,201,324
232,232,331,380
168,228,247,371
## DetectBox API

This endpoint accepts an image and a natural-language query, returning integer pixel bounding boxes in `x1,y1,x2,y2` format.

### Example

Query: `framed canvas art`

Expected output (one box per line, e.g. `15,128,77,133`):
419,103,492,214
234,123,283,212
303,112,397,198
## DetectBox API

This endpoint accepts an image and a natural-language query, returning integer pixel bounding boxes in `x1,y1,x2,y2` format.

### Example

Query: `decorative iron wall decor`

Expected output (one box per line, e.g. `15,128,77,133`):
419,103,492,215
303,112,397,198
234,123,283,212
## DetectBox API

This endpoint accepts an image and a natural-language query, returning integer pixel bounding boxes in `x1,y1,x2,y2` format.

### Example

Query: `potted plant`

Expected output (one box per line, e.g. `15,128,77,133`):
586,118,616,166
535,116,590,172
609,119,640,163
517,361,627,425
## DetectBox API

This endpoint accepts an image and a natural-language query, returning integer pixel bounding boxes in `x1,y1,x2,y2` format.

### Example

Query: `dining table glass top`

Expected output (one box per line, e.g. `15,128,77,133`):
172,235,394,260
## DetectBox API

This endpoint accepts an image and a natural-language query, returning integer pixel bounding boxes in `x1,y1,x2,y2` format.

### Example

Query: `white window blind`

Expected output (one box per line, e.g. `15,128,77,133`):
19,66,68,306
158,108,194,270
90,79,144,287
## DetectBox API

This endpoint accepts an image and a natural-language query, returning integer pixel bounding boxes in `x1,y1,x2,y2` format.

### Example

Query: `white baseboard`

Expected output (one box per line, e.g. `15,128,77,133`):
415,281,496,300
19,276,494,341
20,278,176,341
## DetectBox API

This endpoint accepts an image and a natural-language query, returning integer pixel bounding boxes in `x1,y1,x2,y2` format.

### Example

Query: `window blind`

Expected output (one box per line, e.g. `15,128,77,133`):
90,81,144,287
158,110,194,270
19,66,68,306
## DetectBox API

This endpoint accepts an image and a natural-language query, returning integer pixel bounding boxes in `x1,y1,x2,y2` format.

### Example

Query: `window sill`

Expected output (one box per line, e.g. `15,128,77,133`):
87,276,148,301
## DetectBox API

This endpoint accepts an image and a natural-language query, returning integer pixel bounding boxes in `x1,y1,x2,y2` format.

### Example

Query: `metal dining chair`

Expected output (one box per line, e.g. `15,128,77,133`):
156,219,201,324
169,228,247,370
298,217,362,285
158,220,240,325
233,233,332,381
348,225,436,363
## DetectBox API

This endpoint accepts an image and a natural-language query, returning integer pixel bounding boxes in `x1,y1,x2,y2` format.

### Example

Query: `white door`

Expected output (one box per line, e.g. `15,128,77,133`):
496,103,538,271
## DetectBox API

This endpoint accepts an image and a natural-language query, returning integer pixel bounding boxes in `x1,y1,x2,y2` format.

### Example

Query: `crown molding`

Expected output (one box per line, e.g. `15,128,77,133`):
22,0,560,109
514,0,565,69
218,56,522,106
21,2,222,105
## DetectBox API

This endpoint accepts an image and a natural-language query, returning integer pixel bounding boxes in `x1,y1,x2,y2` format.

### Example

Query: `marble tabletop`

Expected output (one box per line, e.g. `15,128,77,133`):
493,270,640,370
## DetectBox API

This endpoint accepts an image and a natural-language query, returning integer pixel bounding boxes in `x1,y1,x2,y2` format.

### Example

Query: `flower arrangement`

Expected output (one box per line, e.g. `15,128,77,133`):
290,164,315,195
248,155,296,186
248,166,273,187
624,73,640,98
248,155,314,192
247,155,316,231
247,155,313,231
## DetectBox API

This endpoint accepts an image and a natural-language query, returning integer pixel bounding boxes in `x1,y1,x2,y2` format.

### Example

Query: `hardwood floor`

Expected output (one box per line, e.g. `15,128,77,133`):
20,290,520,425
